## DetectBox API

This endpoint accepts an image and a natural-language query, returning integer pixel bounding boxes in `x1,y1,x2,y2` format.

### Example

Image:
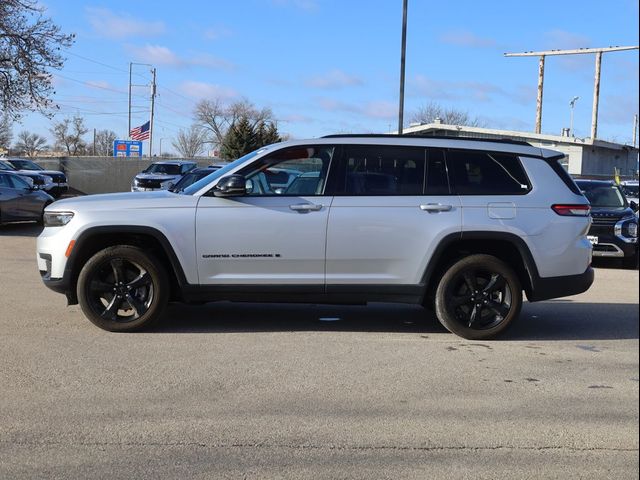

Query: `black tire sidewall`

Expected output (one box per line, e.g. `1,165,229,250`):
435,254,522,340
77,245,169,332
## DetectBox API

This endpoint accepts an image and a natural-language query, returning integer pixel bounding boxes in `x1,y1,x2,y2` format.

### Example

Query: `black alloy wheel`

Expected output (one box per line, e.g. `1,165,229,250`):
77,245,169,331
435,254,522,340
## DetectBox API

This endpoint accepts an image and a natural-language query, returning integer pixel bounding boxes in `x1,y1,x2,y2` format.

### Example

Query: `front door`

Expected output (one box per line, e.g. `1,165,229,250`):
195,145,336,286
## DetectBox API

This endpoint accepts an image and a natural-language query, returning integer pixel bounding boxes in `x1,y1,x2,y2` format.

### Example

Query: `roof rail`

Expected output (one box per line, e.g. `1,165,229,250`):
320,133,533,147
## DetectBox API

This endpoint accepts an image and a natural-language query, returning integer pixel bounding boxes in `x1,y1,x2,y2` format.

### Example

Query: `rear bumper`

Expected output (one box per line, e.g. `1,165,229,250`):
527,267,594,302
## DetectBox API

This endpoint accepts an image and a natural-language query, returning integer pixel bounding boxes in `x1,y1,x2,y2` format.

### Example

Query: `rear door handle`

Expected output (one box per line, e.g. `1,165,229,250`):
420,203,453,213
289,203,323,213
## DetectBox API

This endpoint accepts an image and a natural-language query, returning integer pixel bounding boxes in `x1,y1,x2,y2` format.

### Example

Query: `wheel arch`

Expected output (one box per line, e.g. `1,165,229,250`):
421,231,540,304
64,226,188,304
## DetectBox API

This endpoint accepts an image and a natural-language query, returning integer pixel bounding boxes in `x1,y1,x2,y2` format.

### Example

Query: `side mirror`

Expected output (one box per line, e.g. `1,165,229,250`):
630,200,638,212
213,174,247,197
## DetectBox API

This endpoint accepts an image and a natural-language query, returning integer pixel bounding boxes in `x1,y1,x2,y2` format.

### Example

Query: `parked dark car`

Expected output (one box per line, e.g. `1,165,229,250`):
0,160,53,193
4,158,68,198
575,179,639,268
170,165,225,193
0,172,54,225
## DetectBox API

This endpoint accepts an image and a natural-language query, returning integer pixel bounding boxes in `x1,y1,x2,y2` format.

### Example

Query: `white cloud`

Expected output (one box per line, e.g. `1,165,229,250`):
127,45,183,66
316,97,396,120
439,30,497,48
306,69,364,89
125,45,236,70
179,81,238,100
410,75,509,103
86,7,165,39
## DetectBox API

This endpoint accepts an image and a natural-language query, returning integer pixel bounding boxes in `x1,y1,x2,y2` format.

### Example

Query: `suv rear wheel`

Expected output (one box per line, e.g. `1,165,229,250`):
434,254,522,340
77,245,169,332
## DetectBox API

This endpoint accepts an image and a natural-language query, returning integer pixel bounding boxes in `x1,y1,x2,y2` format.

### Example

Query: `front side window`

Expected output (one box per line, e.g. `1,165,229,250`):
448,150,530,195
340,145,425,195
239,145,335,196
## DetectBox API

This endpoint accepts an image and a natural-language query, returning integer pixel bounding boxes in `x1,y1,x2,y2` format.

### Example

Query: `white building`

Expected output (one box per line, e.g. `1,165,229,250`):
401,122,638,178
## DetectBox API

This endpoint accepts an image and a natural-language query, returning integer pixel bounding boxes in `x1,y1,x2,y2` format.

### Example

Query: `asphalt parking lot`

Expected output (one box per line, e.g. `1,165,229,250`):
1,223,638,479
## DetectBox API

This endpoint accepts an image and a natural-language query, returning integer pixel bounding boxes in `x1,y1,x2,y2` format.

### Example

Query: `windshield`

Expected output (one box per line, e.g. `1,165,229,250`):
143,164,182,175
181,149,264,195
0,161,16,171
577,183,627,208
10,159,43,170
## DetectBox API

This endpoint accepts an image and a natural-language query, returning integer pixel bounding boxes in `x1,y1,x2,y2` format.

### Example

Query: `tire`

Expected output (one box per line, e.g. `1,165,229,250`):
434,254,522,340
76,245,169,332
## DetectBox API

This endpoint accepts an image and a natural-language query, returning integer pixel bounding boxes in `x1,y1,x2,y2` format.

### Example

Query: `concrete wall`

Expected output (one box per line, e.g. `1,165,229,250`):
35,157,213,194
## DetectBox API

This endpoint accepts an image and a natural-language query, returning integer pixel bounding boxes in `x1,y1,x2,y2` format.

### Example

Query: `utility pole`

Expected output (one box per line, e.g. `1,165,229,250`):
93,128,96,155
633,114,638,149
128,63,132,139
504,46,638,139
397,0,408,135
149,67,157,157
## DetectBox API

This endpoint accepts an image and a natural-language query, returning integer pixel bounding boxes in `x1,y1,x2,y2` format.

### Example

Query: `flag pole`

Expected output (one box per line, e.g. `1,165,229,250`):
149,68,156,157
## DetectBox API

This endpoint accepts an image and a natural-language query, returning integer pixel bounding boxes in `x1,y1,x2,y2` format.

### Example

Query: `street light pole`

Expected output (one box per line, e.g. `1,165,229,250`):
569,96,579,137
397,0,408,135
159,138,165,157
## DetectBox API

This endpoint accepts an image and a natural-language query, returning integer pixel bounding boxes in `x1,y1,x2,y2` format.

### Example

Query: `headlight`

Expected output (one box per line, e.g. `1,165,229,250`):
42,175,53,184
132,178,140,186
615,217,638,242
43,211,74,227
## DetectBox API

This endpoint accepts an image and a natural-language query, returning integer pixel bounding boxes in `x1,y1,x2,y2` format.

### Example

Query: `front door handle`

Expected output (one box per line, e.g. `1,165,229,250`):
420,203,453,213
289,203,323,213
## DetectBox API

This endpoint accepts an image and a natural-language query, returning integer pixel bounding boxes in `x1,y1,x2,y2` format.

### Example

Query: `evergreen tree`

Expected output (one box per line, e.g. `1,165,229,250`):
220,116,259,160
256,121,281,147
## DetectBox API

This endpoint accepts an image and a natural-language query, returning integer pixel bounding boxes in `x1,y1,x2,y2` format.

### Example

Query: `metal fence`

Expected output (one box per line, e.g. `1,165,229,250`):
34,157,214,195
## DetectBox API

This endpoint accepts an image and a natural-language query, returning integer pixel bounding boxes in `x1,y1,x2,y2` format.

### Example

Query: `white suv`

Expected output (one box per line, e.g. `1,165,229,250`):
37,135,594,339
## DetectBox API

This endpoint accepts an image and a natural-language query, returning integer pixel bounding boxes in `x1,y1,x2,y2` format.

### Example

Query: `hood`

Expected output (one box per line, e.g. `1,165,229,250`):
135,173,180,181
590,206,635,218
46,190,198,212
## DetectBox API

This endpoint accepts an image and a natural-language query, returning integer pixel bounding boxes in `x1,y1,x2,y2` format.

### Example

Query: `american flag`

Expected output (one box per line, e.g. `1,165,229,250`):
130,121,150,140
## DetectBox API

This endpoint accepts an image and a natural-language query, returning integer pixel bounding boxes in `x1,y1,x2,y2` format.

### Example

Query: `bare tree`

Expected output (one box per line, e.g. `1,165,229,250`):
14,130,48,157
172,125,208,158
410,102,485,127
90,129,117,156
194,98,274,148
0,113,12,150
51,115,88,156
0,0,75,119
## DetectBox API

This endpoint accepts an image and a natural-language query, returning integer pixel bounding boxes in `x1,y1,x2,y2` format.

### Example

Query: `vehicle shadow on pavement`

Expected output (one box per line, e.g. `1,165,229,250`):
153,300,639,341
154,302,447,335
0,223,42,237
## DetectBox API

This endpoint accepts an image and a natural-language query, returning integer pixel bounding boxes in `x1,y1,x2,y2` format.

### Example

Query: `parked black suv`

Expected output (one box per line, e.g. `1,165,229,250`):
575,180,639,268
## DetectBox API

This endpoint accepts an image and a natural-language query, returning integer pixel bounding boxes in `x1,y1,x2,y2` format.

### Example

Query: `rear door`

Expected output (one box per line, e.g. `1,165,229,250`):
325,145,462,288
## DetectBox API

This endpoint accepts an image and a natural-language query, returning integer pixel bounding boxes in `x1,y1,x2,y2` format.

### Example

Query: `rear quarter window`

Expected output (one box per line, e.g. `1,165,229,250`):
448,150,531,195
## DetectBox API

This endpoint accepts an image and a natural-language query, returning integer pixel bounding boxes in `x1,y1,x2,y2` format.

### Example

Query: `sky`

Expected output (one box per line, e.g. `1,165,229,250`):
12,0,640,155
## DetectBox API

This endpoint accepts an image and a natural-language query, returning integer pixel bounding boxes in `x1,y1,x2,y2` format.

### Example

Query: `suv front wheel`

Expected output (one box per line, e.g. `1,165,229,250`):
435,254,522,340
77,245,169,332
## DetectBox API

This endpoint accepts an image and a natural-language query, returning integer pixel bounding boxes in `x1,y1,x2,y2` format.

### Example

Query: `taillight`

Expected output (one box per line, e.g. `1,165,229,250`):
551,204,591,216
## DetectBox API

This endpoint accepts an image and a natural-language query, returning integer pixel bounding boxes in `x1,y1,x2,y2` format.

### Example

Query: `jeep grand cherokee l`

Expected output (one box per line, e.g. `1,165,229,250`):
37,135,594,339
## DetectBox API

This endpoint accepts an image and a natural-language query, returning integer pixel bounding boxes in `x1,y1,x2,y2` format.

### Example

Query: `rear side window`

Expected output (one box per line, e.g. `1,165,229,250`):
448,150,530,195
340,145,425,195
426,149,451,195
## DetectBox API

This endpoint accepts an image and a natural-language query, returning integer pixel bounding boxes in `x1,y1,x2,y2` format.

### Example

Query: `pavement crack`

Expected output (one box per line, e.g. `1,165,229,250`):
1,440,636,453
